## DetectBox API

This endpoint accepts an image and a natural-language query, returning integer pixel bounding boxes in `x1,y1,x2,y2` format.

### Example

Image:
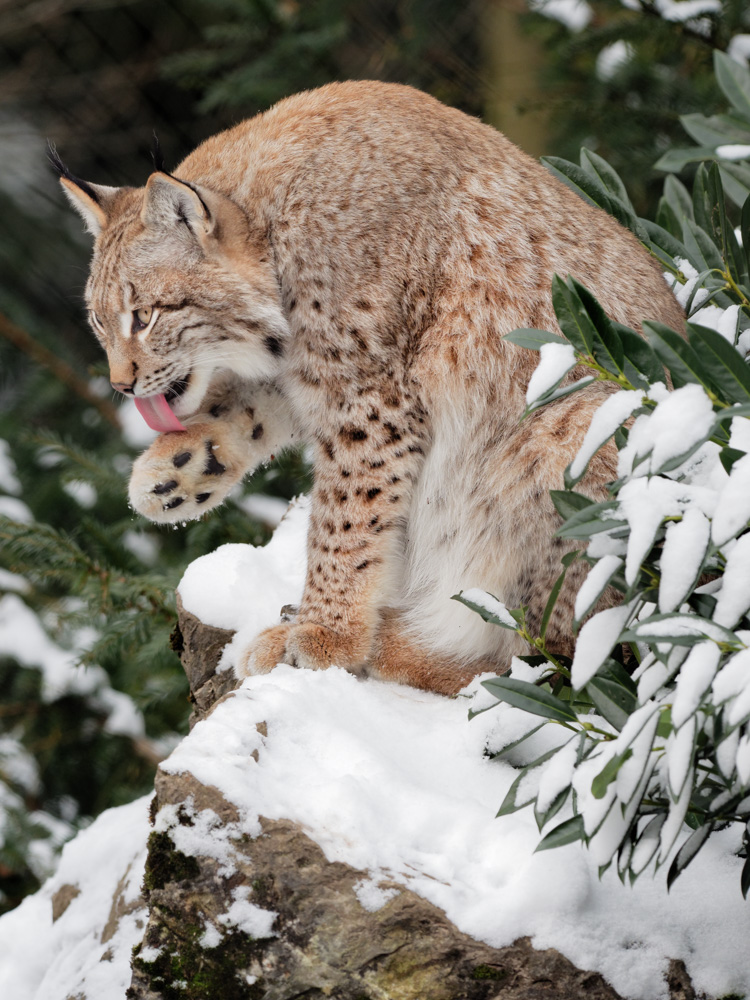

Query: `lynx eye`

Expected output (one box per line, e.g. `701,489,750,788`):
132,306,154,334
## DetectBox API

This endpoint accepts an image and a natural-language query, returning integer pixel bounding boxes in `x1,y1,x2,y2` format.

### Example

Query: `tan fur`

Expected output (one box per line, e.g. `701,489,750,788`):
61,81,684,695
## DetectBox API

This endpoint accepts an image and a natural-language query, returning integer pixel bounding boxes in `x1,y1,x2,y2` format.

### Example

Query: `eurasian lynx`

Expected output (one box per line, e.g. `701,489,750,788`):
58,81,684,695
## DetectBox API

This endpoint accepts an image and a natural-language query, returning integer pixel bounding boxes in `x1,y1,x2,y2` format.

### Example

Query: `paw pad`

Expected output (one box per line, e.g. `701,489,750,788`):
203,441,226,476
173,452,192,469
164,496,185,510
153,479,178,495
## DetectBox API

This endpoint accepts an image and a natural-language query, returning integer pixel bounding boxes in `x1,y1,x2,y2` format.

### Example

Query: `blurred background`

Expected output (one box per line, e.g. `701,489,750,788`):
0,0,745,914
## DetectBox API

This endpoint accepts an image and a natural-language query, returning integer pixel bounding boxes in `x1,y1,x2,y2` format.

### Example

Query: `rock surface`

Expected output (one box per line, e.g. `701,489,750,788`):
126,602,706,1000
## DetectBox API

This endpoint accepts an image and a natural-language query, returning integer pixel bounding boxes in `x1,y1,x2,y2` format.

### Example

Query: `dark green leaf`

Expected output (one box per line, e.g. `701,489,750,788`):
549,490,595,521
663,175,694,223
587,673,637,733
496,745,560,816
654,147,720,173
616,324,667,386
551,274,596,355
580,148,632,209
681,219,724,272
572,279,625,376
591,749,633,799
503,328,568,350
644,321,720,393
540,563,568,642
640,219,690,274
666,823,715,891
714,50,750,123
656,197,683,240
486,722,546,758
534,784,571,832
719,162,750,209
720,447,746,474
742,192,750,282
742,854,750,899
680,112,750,148
481,676,580,723
555,499,623,540
453,592,519,631
687,323,750,404
523,376,596,417
535,814,585,852
542,156,615,213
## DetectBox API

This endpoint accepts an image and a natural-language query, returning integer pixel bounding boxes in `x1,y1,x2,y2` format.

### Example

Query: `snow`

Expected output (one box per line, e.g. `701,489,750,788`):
568,389,643,483
525,341,577,405
596,40,634,80
712,533,750,627
0,495,33,522
652,0,720,21
216,886,277,938
0,439,21,494
728,33,750,65
658,508,710,612
0,796,150,1000
571,603,633,687
574,554,622,622
716,144,750,161
458,588,518,628
3,501,750,999
232,491,290,527
62,479,98,509
670,642,721,729
530,0,592,31
711,452,750,546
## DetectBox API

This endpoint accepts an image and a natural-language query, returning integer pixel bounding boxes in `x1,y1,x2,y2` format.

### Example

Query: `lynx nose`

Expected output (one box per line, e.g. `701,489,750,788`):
111,380,136,395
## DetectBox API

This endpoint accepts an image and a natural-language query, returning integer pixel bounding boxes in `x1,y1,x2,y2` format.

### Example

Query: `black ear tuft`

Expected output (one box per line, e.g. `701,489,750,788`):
151,132,166,174
47,141,101,204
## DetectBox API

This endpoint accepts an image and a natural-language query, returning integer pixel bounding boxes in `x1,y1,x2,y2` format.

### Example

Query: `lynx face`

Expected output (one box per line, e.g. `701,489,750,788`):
64,170,289,420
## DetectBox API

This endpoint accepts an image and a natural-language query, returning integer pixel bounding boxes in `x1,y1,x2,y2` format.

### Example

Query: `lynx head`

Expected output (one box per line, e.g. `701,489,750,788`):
55,153,288,427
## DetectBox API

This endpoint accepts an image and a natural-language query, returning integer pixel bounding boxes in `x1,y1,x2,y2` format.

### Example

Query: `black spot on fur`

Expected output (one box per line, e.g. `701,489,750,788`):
355,560,369,571
252,424,264,440
366,488,381,501
164,496,185,510
209,403,225,418
153,480,178,495
343,522,352,531
265,336,283,357
173,451,191,469
196,492,212,504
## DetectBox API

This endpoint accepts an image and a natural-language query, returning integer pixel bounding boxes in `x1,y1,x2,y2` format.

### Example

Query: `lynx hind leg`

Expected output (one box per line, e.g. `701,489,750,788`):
370,610,502,696
128,383,297,524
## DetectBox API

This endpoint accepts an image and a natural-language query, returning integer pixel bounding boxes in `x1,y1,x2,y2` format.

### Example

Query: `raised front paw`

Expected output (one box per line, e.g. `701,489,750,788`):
237,622,369,678
128,422,248,524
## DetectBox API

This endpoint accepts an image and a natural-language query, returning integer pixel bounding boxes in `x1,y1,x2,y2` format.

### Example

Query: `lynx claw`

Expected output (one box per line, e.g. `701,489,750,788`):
128,423,244,524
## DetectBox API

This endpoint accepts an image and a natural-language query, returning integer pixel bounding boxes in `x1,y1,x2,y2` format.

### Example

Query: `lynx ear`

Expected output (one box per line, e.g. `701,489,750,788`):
141,173,214,239
49,146,119,237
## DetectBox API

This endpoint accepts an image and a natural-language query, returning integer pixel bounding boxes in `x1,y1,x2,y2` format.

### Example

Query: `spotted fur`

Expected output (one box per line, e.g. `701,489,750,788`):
60,81,684,694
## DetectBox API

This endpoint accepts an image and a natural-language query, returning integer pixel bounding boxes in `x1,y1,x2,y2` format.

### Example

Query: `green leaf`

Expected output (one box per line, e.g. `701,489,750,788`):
481,676,580,723
453,592,519,631
580,148,633,209
720,446,747,474
485,722,546,757
686,323,750,404
663,175,694,223
523,377,596,417
534,814,585,852
680,112,750,148
503,328,568,350
616,324,667,386
551,274,596,355
656,197,683,240
742,192,750,282
540,559,573,642
555,499,623,541
550,489,595,521
591,748,633,799
643,321,720,393
587,672,637,733
742,854,750,900
534,784,571,832
682,219,724,273
654,147,719,173
542,157,645,241
572,278,625,376
640,219,690,276
666,823,715,891
496,745,561,816
719,162,750,209
714,50,750,123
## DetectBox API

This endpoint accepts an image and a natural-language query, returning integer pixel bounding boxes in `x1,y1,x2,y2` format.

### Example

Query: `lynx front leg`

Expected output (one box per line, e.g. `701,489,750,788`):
128,384,296,524
239,394,430,676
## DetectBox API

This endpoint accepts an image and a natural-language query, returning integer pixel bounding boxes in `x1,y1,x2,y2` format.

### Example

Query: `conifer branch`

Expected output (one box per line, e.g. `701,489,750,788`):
0,312,119,428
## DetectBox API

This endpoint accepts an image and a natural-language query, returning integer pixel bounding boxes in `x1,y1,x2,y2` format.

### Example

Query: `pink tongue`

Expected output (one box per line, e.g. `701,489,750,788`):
134,394,187,433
